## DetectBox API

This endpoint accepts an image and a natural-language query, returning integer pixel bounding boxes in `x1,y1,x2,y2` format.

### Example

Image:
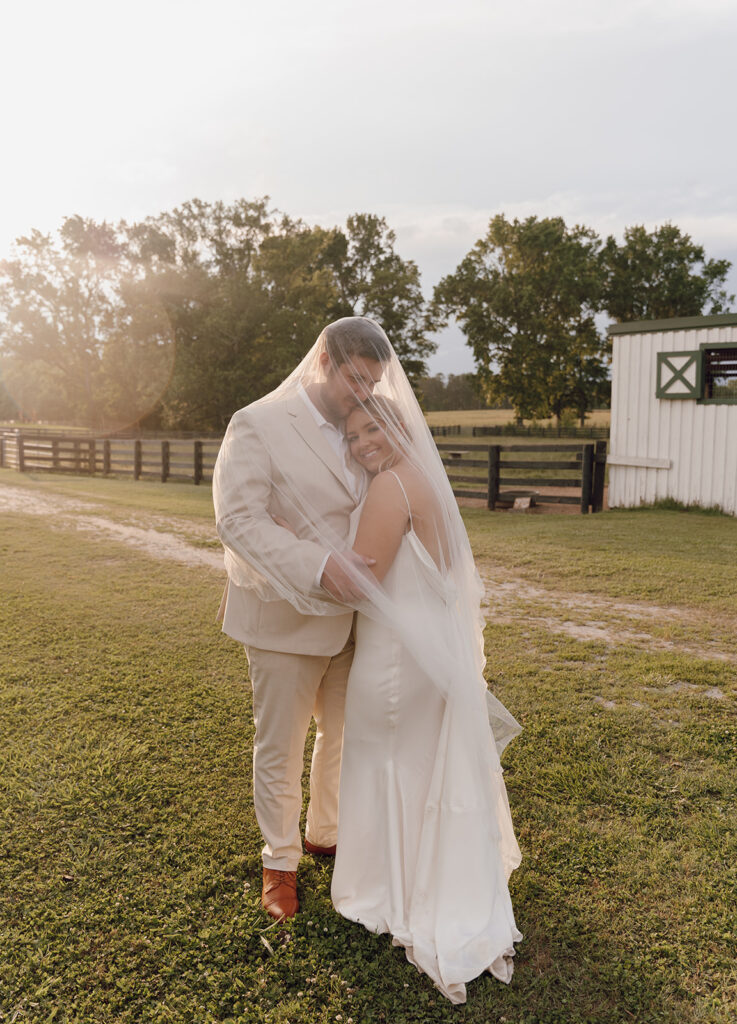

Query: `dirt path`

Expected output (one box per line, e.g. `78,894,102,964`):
479,565,736,667
2,483,734,668
0,484,223,571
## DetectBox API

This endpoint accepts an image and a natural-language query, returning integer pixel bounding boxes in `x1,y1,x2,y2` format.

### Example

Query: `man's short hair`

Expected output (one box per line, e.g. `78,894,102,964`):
322,316,392,366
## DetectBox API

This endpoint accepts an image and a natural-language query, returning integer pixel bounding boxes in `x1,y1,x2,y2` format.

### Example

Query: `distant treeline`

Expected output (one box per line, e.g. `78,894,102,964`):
416,373,495,412
0,201,732,431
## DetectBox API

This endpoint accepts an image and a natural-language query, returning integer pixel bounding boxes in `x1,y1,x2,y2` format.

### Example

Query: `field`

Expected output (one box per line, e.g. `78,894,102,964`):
2,410,611,435
423,410,611,429
1,470,735,1024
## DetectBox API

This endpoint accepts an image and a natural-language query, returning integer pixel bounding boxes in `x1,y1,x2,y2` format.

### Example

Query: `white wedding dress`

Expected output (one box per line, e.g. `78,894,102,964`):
331,482,522,1004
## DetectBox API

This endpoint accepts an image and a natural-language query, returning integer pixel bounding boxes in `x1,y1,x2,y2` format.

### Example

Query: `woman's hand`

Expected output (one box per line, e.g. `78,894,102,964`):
271,513,296,534
321,551,376,603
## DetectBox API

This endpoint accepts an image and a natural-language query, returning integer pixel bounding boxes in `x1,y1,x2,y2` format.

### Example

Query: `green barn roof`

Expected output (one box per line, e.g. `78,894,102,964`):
607,313,737,336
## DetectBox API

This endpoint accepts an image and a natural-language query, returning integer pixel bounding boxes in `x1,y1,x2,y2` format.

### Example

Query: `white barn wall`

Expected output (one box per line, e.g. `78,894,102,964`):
609,320,737,515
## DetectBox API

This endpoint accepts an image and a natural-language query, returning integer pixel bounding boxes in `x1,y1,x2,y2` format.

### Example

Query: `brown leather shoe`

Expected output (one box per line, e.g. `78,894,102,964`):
304,838,337,857
261,868,299,919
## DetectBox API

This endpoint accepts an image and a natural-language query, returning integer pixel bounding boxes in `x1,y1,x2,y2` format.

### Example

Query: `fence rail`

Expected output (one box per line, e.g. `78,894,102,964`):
1,430,608,512
0,431,222,485
437,441,607,513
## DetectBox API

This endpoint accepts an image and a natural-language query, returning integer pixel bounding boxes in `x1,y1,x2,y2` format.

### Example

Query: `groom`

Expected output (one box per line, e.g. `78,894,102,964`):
213,316,391,919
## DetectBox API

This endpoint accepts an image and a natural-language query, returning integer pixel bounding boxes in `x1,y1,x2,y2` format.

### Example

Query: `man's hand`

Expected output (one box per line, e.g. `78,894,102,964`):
320,552,376,603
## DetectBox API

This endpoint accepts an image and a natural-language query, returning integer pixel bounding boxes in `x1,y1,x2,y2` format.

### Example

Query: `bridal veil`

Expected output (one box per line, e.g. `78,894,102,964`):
213,315,522,757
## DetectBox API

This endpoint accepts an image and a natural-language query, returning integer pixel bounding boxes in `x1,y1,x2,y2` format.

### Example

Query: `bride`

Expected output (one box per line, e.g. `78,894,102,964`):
329,394,522,1004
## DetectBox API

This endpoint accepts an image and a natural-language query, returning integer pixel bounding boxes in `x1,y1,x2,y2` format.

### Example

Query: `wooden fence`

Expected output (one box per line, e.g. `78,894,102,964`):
1,430,607,512
438,441,608,513
0,432,222,485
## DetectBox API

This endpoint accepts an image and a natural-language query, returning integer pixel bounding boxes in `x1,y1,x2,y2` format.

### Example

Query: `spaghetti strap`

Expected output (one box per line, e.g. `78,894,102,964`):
387,469,412,529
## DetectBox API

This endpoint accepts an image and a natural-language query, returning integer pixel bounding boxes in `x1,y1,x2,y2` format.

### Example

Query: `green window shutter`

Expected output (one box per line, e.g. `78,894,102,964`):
656,351,702,399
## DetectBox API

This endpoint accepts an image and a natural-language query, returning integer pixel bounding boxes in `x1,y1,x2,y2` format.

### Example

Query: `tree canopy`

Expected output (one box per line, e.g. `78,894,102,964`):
0,201,433,431
0,217,175,430
432,215,610,425
416,373,489,412
431,216,733,425
1,203,732,432
601,223,734,322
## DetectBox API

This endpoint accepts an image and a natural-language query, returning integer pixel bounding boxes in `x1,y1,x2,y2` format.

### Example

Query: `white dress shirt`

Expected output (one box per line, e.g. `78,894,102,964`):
299,388,360,586
299,387,359,498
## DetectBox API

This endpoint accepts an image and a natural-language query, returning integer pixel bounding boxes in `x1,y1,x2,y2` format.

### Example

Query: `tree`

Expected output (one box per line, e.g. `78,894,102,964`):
602,223,734,322
431,215,607,425
329,214,434,385
0,201,433,432
0,224,115,425
125,199,281,431
0,217,175,430
131,205,433,430
445,373,487,411
415,373,447,411
0,369,19,421
416,373,487,412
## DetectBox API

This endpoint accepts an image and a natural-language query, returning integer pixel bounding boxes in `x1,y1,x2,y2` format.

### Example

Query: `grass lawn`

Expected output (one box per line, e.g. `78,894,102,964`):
465,507,737,613
0,469,216,521
1,471,735,1023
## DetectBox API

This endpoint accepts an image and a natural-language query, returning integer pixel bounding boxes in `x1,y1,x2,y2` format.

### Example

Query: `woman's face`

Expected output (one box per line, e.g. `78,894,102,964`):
345,408,398,473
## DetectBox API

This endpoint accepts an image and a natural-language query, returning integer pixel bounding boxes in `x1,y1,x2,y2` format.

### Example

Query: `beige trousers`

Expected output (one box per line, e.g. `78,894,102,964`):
246,633,354,871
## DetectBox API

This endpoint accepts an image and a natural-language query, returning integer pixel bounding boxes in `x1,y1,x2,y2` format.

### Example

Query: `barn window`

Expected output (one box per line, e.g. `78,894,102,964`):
656,351,701,399
702,345,737,401
656,344,737,403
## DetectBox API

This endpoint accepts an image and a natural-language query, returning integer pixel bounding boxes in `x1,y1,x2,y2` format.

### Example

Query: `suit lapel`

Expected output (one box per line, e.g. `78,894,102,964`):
286,395,354,497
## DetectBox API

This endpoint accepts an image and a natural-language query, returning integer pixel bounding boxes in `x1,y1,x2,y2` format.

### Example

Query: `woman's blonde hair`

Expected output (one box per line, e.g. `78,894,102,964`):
355,395,412,445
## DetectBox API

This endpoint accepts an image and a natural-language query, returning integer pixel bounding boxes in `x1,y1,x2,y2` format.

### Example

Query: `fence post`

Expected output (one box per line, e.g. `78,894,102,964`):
580,444,594,514
194,440,203,485
161,440,170,483
592,440,607,513
88,440,96,475
134,440,142,480
487,445,500,510
17,434,25,472
0,437,4,468
52,439,59,470
103,439,111,476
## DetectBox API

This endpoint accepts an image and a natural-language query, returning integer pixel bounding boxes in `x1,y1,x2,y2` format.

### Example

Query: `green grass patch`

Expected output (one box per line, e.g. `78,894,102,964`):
647,497,729,516
1,478,736,1023
465,506,737,614
0,468,216,521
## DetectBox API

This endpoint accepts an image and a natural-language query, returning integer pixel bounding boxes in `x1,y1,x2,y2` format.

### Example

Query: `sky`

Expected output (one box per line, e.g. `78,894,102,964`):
2,0,736,375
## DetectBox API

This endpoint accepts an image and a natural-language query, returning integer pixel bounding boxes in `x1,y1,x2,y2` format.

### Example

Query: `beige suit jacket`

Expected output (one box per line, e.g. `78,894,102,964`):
213,394,356,656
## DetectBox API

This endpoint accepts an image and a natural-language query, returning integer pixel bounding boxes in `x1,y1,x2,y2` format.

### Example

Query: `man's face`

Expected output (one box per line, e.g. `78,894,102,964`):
320,354,384,421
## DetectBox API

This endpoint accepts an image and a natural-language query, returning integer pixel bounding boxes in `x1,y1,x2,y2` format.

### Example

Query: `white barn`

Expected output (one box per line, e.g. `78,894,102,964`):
608,313,737,516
